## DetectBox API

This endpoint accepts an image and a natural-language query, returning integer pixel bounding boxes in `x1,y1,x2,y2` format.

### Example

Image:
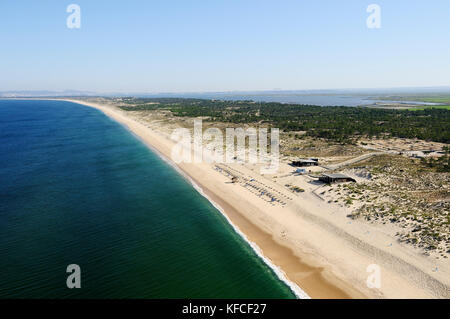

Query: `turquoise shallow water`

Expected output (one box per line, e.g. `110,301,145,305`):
0,99,295,298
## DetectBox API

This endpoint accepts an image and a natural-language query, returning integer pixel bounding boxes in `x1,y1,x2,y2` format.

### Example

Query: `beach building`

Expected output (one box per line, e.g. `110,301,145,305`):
318,173,356,184
291,158,319,167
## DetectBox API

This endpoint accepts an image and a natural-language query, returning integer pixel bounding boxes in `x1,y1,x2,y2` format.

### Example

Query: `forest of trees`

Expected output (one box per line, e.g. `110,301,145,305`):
118,98,450,144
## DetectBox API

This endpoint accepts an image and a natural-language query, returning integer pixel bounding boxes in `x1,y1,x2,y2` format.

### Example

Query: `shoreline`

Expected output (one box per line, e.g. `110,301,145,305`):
21,98,449,299
62,98,359,298
101,108,311,298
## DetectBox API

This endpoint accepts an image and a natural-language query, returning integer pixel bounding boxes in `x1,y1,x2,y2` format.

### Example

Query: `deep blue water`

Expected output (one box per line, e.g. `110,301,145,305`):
0,99,295,298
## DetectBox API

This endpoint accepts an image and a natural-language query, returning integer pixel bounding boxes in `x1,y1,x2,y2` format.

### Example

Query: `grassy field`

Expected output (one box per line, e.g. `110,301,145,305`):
410,96,450,110
373,95,450,110
419,97,450,104
409,105,450,111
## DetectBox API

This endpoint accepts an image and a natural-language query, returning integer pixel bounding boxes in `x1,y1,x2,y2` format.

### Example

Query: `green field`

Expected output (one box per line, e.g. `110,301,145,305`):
411,96,450,110
373,95,450,111
408,105,450,111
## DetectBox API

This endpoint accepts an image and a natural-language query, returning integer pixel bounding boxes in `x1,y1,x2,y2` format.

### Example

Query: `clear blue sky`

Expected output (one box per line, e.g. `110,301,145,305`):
0,0,449,93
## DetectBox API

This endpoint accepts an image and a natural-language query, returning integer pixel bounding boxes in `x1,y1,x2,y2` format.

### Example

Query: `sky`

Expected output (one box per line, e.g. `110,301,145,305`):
0,0,449,93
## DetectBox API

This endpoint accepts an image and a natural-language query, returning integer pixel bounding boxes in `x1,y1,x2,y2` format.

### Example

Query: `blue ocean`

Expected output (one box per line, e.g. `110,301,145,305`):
0,99,295,298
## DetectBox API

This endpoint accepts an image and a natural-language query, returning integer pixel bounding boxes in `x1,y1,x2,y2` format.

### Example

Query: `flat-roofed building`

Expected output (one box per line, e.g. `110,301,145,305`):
291,159,319,167
319,173,356,184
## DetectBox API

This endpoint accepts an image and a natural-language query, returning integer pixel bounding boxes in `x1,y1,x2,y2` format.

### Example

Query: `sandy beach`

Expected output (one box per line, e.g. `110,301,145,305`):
61,98,450,299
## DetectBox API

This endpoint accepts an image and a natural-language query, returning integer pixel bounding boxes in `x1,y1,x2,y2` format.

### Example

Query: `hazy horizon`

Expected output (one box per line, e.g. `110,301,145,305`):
2,85,450,97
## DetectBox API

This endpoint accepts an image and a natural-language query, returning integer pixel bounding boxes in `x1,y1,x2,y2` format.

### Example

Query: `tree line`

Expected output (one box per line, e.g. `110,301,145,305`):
118,98,450,144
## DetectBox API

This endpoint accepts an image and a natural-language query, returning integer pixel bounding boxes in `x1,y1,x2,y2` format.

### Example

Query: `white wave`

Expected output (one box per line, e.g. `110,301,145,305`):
189,180,310,299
